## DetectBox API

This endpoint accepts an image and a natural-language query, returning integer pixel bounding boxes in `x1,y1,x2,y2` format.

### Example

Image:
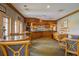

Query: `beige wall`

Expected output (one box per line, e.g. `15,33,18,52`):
57,11,79,35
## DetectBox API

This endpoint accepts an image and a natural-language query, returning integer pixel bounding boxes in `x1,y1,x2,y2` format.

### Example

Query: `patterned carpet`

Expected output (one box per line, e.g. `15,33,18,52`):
30,38,65,56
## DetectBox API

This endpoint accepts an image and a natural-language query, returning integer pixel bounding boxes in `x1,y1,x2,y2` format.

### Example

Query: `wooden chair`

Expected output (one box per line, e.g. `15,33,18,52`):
0,40,30,56
53,32,59,41
65,39,79,56
0,46,6,56
53,32,67,49
58,34,68,49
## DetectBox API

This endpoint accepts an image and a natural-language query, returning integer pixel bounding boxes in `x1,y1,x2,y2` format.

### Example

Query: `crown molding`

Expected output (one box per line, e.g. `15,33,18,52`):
6,3,24,18
57,9,79,21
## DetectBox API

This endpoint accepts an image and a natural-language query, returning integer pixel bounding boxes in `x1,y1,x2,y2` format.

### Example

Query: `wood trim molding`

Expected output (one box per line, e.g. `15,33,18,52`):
57,9,79,21
0,4,6,13
6,3,24,18
0,40,30,45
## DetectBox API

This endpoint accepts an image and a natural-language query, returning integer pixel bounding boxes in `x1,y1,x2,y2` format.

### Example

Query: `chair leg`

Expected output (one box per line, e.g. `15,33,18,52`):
65,49,67,56
58,41,60,48
58,43,61,48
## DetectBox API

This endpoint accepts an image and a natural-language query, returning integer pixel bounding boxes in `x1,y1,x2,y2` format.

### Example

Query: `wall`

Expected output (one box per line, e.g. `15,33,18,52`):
57,11,79,35
0,4,26,38
2,4,26,32
2,4,25,32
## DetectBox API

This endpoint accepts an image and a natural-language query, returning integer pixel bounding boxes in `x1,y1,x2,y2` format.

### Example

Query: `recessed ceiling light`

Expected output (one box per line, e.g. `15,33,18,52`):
24,5,27,7
58,9,64,12
25,8,29,11
47,5,50,8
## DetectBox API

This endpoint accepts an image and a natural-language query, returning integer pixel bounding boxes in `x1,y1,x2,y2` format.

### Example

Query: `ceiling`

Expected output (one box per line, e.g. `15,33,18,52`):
12,3,79,20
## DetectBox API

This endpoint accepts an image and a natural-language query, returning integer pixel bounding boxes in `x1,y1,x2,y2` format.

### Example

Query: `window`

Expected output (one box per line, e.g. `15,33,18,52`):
15,20,20,33
64,19,68,28
15,20,21,40
20,22,24,39
2,17,8,39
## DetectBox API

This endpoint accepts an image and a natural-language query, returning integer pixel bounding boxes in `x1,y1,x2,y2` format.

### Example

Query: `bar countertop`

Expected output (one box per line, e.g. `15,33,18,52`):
0,34,30,41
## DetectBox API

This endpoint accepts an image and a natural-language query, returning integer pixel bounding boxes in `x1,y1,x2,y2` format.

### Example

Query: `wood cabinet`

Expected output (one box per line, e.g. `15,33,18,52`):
25,18,57,31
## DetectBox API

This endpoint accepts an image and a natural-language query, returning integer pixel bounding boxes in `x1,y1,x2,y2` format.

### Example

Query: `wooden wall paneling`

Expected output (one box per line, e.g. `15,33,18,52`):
8,17,11,35
11,17,15,33
0,12,3,38
0,11,6,38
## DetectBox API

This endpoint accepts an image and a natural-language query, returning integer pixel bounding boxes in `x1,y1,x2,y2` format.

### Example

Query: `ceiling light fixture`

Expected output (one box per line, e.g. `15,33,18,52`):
47,5,50,8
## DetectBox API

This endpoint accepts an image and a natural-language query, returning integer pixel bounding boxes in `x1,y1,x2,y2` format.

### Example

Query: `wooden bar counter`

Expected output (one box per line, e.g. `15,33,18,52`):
31,31,53,39
0,34,31,56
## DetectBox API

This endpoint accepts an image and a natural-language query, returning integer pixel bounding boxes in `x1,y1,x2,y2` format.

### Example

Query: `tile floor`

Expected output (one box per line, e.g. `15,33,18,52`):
30,38,65,56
